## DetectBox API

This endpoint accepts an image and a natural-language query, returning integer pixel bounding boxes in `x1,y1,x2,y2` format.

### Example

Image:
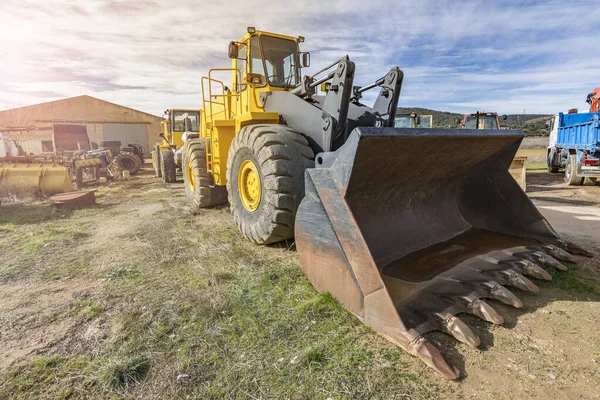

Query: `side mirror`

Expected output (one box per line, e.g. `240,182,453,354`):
301,52,310,68
545,120,551,127
245,73,265,86
416,117,421,126
501,114,508,120
228,42,238,59
454,118,461,124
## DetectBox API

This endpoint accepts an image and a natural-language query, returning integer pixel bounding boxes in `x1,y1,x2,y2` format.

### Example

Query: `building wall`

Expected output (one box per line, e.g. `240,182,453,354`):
0,96,163,154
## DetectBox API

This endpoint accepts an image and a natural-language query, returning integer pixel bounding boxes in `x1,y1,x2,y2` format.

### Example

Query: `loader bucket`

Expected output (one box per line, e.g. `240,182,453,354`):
0,163,74,195
295,127,585,379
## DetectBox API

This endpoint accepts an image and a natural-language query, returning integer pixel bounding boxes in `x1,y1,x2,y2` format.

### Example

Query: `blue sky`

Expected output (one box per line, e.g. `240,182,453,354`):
1,0,598,116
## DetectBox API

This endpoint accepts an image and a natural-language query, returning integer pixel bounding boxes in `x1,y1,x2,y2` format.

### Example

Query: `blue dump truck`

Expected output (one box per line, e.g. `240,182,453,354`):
547,111,600,185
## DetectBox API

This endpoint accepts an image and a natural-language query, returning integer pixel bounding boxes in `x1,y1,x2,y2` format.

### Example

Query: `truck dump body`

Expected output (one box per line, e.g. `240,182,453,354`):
556,112,600,151
296,126,583,378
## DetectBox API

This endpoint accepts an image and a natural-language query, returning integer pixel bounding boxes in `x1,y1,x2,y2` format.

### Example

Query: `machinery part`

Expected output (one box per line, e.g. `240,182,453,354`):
49,191,96,209
127,143,145,160
98,140,122,156
113,152,141,175
565,154,583,186
586,87,600,112
509,156,527,191
121,146,134,153
160,150,176,183
295,127,586,379
0,163,74,195
182,138,227,207
151,148,162,178
74,158,104,187
226,124,314,244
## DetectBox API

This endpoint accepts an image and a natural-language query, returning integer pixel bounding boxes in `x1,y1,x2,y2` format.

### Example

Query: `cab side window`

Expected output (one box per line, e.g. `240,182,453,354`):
235,44,247,91
250,36,265,80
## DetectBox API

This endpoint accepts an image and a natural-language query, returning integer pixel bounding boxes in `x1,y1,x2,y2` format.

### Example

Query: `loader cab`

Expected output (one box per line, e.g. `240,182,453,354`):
462,111,500,130
394,113,433,128
229,27,306,114
162,109,200,147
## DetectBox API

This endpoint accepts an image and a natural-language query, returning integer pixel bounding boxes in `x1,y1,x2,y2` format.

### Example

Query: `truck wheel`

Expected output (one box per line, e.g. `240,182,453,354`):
114,152,141,175
547,149,559,173
564,154,583,186
160,150,176,183
151,149,162,177
182,138,227,208
226,124,315,244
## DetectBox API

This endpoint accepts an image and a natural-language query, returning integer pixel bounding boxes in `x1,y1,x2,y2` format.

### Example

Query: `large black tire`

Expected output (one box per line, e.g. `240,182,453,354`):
151,149,162,178
226,124,314,244
547,150,559,173
160,150,177,183
182,138,227,208
114,152,142,175
565,154,583,186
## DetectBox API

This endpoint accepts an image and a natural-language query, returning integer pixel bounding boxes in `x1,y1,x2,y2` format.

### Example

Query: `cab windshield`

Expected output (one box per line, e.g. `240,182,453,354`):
464,115,498,129
260,36,299,88
394,116,415,128
173,111,200,132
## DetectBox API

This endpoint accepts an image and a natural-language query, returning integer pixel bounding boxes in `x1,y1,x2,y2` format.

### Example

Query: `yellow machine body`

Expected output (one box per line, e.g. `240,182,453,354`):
155,109,202,152
0,162,74,194
199,29,301,185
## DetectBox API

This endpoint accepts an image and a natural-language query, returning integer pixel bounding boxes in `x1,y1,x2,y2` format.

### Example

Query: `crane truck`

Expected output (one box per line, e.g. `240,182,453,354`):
547,104,600,185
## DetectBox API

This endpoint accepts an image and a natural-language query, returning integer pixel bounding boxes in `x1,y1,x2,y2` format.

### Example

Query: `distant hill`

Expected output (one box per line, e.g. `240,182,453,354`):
396,107,552,136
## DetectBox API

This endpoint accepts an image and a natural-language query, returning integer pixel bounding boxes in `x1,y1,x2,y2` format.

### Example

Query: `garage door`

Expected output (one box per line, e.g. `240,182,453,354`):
102,123,148,152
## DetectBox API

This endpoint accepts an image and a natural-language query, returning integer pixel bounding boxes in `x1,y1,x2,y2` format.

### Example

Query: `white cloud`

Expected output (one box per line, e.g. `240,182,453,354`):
1,0,599,115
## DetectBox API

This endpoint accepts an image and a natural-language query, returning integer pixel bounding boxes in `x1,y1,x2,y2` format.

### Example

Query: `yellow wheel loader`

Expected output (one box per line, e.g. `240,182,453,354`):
188,27,592,379
152,109,201,183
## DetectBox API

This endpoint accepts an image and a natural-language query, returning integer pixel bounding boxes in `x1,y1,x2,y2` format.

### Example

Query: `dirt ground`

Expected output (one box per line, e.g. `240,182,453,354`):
0,162,599,399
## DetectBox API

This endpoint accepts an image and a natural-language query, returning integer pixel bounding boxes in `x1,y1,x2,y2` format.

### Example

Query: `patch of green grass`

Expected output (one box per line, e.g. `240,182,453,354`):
100,356,150,390
526,161,547,171
539,263,600,297
70,299,105,320
0,222,91,281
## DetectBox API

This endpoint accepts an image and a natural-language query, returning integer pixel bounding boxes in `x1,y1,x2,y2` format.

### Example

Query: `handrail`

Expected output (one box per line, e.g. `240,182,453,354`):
201,68,242,127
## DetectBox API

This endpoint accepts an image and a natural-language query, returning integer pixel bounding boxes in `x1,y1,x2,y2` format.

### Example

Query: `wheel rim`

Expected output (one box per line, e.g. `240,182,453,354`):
121,159,134,170
565,159,572,181
238,159,261,212
186,161,195,191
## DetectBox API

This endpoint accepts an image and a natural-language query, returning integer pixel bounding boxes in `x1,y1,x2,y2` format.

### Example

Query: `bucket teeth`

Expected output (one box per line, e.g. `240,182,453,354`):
503,270,540,293
436,313,481,347
556,240,593,257
533,252,568,271
543,244,576,263
518,260,552,281
489,285,523,308
467,299,504,325
410,336,460,380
